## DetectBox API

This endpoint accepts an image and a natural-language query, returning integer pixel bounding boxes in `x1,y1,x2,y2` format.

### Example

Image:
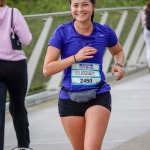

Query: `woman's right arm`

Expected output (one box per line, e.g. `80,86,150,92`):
43,45,97,77
43,46,75,77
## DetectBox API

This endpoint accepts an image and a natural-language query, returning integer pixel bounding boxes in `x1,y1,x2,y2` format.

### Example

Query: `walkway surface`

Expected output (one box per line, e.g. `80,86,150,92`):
4,69,150,150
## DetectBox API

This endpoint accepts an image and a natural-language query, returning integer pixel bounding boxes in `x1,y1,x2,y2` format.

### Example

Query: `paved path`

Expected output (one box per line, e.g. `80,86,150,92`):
4,69,150,150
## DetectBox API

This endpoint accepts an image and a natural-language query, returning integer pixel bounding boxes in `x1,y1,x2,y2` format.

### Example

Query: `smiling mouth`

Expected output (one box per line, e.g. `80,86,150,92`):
77,13,86,16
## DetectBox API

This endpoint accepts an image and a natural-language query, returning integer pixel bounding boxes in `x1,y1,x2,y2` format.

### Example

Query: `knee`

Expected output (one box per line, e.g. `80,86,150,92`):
9,102,26,113
84,143,102,150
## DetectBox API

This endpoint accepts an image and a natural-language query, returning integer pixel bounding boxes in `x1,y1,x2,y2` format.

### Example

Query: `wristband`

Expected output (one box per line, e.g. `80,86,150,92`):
114,62,123,67
74,55,77,62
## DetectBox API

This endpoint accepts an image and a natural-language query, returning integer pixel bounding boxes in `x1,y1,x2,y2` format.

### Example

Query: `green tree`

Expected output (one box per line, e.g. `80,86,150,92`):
6,0,146,15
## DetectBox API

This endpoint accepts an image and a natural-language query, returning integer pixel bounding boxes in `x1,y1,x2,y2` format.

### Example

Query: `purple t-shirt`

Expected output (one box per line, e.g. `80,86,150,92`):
48,21,118,99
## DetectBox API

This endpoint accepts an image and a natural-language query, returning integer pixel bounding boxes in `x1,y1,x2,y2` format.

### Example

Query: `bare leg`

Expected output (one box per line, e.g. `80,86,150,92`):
60,116,85,150
84,105,110,150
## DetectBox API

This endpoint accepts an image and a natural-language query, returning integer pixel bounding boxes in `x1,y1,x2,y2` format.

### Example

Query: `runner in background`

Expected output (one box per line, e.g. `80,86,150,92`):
141,0,150,72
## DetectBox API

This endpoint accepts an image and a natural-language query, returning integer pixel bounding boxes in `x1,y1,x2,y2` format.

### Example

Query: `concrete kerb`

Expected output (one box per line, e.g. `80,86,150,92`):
5,64,147,112
112,130,150,150
5,89,59,113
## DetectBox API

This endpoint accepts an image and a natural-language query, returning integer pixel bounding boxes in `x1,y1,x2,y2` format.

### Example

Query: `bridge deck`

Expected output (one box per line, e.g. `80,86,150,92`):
4,69,150,150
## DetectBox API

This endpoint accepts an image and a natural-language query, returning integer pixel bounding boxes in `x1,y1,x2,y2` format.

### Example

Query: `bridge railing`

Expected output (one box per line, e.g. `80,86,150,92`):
22,6,146,96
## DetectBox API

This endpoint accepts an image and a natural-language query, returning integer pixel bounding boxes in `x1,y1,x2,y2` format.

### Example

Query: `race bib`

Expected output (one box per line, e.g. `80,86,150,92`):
71,63,101,85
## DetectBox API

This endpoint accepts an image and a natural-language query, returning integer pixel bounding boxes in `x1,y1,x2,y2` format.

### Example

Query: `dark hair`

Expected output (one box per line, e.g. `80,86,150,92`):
69,0,96,4
145,0,150,14
69,0,96,21
0,0,6,7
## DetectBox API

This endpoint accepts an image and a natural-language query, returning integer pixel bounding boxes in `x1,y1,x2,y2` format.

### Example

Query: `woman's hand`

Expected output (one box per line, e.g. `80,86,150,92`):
111,64,125,81
108,42,125,81
74,46,97,62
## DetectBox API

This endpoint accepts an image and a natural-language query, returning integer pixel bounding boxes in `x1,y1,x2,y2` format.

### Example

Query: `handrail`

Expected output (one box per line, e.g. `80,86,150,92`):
23,6,147,94
5,6,147,110
23,7,142,18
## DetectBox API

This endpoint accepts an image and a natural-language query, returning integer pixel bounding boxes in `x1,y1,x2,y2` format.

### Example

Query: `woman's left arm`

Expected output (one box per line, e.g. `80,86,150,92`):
108,42,125,81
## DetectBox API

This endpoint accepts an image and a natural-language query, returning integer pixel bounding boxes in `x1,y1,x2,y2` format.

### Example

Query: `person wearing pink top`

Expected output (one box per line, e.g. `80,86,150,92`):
141,0,150,72
0,0,32,149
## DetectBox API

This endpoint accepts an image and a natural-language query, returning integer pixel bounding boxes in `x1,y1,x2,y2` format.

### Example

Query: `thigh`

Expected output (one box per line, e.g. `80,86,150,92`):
61,116,85,150
84,105,110,150
94,91,112,112
7,60,28,104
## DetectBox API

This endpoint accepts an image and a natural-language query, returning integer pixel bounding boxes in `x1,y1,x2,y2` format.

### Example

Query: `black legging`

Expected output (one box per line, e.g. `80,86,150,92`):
0,59,30,150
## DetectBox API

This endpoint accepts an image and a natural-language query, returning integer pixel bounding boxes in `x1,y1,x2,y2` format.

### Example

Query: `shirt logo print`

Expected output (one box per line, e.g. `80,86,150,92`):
100,34,105,37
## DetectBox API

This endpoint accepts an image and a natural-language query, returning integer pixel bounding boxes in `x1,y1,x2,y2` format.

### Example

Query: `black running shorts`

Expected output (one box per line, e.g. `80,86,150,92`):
58,91,111,117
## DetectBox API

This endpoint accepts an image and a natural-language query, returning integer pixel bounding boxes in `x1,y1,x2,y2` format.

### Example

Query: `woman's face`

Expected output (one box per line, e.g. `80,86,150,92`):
70,0,95,23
